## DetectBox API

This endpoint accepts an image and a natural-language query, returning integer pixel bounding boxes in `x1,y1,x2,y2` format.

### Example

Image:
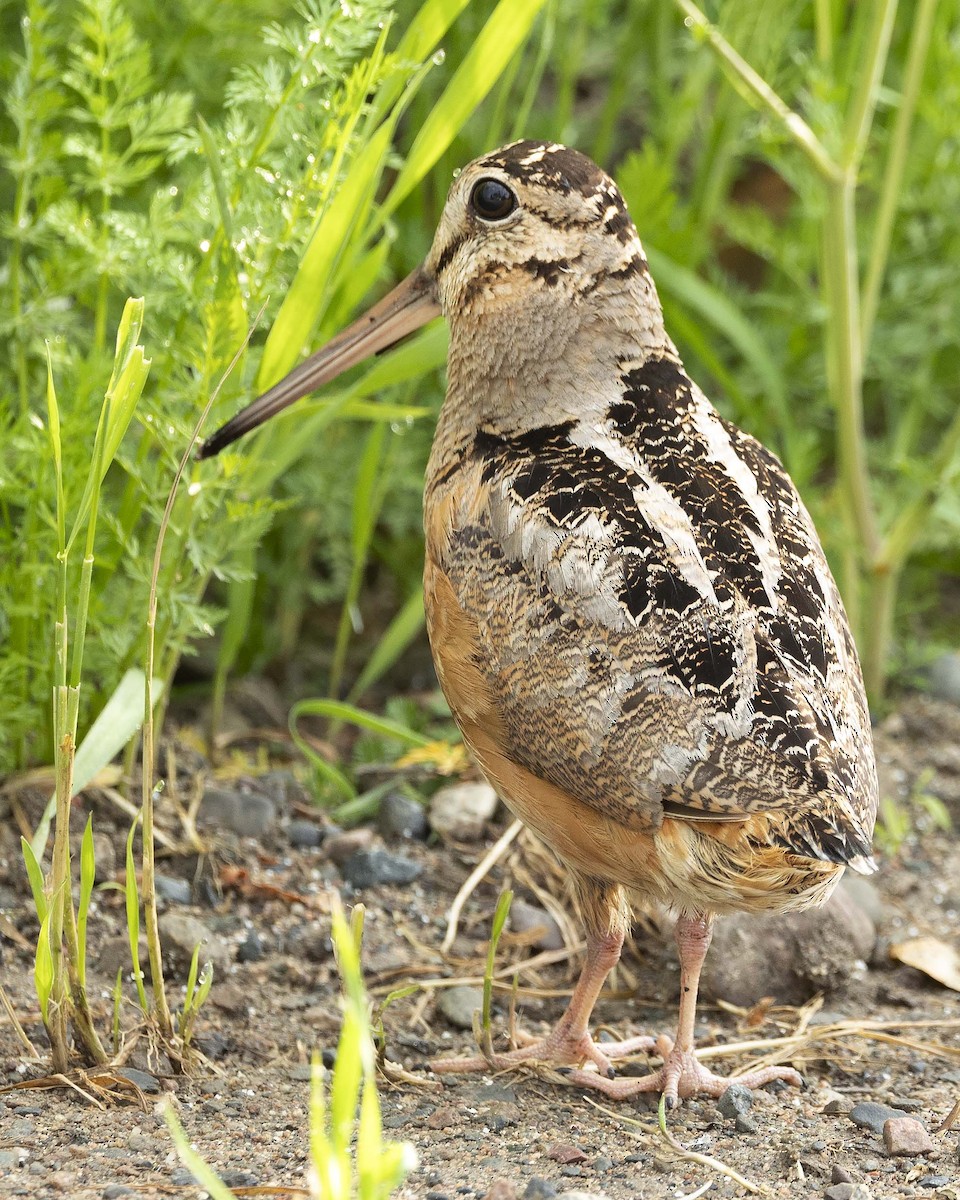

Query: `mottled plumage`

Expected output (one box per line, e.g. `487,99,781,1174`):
200,139,879,1104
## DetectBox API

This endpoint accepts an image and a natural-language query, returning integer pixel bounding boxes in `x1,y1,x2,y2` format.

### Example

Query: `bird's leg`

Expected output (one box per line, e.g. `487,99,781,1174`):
432,882,655,1078
566,911,803,1105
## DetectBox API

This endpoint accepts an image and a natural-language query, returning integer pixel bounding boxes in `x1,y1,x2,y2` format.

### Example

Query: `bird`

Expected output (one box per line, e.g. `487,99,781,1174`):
199,140,879,1105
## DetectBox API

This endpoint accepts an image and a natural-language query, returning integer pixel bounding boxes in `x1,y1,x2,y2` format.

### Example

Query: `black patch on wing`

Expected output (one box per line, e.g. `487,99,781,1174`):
473,423,704,627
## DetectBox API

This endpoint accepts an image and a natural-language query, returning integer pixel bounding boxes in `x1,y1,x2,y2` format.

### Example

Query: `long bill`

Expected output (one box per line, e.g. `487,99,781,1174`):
197,265,440,459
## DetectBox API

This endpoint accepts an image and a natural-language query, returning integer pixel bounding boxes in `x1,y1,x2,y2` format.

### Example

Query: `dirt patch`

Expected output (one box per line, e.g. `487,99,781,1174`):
1,696,959,1199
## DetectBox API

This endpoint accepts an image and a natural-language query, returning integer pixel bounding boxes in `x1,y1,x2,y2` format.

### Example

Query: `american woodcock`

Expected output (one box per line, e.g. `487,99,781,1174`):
200,140,879,1105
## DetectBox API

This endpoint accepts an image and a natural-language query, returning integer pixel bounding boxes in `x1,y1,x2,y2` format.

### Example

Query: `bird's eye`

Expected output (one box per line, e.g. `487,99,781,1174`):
470,178,517,222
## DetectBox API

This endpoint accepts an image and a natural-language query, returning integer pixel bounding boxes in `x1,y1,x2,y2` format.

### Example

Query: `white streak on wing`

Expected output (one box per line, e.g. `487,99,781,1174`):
688,395,781,608
570,424,719,606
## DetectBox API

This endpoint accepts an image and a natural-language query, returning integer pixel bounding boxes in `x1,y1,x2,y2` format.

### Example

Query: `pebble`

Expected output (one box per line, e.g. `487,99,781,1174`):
523,1180,557,1199
158,912,233,973
236,928,265,963
838,873,885,925
735,1112,758,1134
882,1116,935,1156
823,1096,854,1115
831,1166,855,1183
0,1149,26,1169
849,1101,910,1135
918,1177,950,1189
154,873,192,905
928,650,960,704
339,848,423,888
703,887,875,1005
481,1183,516,1200
509,899,564,951
324,827,374,863
717,1083,754,1119
103,1187,136,1198
198,787,276,838
823,1186,872,1200
287,819,324,848
429,781,499,841
378,792,429,841
437,985,485,1029
116,1068,160,1094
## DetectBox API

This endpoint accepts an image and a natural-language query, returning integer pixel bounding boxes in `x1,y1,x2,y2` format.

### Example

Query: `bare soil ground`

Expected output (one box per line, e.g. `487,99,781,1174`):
1,694,959,1200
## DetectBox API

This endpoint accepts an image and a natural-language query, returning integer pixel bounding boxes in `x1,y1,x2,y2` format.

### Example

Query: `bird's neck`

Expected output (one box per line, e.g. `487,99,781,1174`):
440,269,679,440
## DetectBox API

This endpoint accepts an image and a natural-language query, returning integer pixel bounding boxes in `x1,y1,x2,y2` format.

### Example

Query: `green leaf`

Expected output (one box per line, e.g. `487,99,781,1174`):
162,1102,237,1200
347,587,425,702
20,838,48,922
77,814,95,990
44,345,65,554
257,120,396,390
124,814,148,1013
35,910,54,1025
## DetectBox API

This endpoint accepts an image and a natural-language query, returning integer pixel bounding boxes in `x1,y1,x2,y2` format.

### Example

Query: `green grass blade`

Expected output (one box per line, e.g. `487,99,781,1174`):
162,1102,237,1200
383,0,551,216
124,815,148,1013
291,699,433,748
20,837,48,922
482,890,513,1036
77,814,95,991
347,586,425,703
34,910,54,1025
257,120,395,391
44,345,65,554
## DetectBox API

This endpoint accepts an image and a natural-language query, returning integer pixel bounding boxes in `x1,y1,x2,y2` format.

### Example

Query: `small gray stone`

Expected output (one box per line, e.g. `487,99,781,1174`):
236,928,265,963
704,887,876,1006
849,1101,909,1135
378,792,429,841
823,1186,870,1200
593,1156,613,1172
523,1180,557,1200
928,651,960,705
429,781,498,841
158,912,232,973
509,899,564,951
287,819,324,848
831,1165,855,1183
882,1116,934,1156
324,827,373,863
823,1097,854,1114
717,1083,754,1120
198,787,276,838
116,1068,160,1094
0,1149,26,1169
339,848,422,887
735,1112,758,1134
437,984,485,1029
918,1177,950,1189
838,874,885,925
154,874,192,905
103,1187,136,1199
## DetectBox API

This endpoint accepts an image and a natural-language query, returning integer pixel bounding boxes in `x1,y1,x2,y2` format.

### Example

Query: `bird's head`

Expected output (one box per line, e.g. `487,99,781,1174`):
199,140,667,458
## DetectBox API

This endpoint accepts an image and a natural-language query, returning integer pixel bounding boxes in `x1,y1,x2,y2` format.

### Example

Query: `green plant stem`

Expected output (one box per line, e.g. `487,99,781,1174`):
672,0,841,184
822,177,880,566
814,0,835,65
861,0,938,349
840,0,899,171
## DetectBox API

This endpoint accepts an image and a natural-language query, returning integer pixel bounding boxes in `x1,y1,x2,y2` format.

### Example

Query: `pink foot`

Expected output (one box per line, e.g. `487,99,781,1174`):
431,1025,656,1079
564,1033,803,1106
